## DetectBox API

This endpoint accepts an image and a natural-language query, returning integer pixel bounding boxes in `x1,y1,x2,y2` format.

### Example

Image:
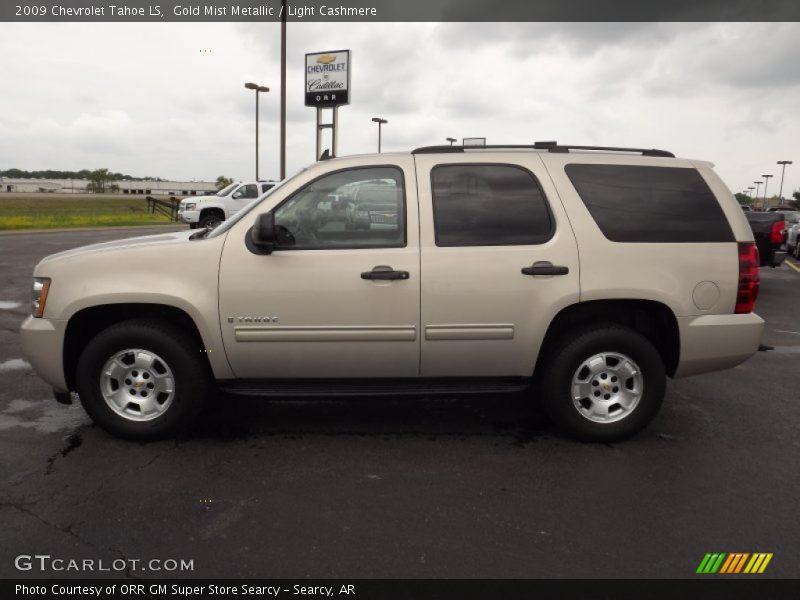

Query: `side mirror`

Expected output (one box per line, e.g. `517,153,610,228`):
250,212,276,254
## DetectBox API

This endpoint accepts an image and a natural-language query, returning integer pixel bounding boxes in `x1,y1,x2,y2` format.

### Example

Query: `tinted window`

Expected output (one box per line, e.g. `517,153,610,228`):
565,164,734,243
431,164,553,246
273,166,405,250
234,184,259,199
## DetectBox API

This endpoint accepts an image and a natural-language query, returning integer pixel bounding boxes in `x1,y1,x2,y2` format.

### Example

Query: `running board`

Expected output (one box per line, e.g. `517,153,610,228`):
218,377,532,398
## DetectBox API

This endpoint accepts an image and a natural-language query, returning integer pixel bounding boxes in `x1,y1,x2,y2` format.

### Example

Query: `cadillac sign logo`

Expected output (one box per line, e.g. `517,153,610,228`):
305,50,350,107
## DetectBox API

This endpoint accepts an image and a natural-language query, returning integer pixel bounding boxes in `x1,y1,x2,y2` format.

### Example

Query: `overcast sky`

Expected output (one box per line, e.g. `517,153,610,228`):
0,22,798,197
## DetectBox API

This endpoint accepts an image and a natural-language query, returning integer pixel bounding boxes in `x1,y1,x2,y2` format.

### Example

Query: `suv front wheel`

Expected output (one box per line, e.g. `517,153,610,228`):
75,319,212,439
539,325,666,442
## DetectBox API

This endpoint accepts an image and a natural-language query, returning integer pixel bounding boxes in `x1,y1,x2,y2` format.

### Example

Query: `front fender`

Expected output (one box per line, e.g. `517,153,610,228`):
35,232,233,379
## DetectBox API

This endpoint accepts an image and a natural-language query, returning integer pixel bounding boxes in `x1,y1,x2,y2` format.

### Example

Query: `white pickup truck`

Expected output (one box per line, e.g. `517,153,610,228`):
178,181,278,229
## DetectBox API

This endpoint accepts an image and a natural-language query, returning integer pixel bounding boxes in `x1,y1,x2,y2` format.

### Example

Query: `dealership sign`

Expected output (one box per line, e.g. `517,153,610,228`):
305,50,350,107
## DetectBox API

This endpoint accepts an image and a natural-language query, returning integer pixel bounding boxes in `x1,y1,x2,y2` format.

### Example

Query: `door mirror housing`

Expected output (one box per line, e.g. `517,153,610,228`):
250,212,276,254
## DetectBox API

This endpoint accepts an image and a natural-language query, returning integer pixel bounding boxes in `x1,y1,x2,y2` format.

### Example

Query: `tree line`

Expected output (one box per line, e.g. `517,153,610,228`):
0,168,163,181
734,191,800,210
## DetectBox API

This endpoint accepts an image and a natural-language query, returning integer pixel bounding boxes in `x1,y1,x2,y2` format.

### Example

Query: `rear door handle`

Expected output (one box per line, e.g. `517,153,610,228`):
521,261,570,276
361,265,410,280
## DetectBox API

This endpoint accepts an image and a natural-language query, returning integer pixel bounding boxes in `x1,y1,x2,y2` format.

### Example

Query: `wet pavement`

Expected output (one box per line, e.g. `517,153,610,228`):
1,228,798,579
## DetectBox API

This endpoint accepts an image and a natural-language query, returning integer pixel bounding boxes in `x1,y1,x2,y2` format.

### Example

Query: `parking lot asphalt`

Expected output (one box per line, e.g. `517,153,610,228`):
1,228,798,579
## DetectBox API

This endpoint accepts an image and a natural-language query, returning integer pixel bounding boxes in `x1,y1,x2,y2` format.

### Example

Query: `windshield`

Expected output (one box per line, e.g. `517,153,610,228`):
215,182,238,197
206,179,289,239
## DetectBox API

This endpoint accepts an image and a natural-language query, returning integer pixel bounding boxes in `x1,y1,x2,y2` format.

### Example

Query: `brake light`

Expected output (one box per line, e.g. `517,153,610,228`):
735,242,760,314
770,221,784,244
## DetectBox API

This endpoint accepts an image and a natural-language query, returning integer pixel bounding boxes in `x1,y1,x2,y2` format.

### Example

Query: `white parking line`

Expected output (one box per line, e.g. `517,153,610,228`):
774,330,800,336
0,358,32,372
0,301,22,310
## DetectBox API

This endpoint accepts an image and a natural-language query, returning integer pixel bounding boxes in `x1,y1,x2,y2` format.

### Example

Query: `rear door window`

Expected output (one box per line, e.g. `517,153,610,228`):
431,164,553,246
565,164,734,243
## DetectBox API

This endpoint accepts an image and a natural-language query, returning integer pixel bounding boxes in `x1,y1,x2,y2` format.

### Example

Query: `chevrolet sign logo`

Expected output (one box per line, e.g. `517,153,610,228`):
316,54,336,64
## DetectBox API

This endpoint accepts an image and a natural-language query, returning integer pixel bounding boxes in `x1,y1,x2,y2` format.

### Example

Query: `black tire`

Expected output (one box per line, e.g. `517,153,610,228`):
75,319,213,439
794,240,800,259
538,325,666,442
199,212,224,229
189,223,199,230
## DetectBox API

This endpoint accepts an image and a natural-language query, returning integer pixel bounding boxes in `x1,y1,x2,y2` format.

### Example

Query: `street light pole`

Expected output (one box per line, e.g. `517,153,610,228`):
245,82,270,180
753,181,762,209
446,137,457,146
761,174,773,209
777,160,793,201
371,117,387,153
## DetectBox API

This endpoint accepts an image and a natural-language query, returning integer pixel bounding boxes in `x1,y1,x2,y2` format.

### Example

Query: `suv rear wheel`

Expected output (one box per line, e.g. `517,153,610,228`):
539,325,665,442
75,319,212,439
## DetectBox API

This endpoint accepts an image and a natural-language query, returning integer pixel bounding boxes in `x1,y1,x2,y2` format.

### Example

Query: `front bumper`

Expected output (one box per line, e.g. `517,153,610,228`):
20,315,69,392
178,209,200,224
674,312,764,378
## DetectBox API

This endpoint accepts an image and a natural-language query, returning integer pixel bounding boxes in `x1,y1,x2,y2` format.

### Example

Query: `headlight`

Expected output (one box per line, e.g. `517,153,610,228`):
184,203,196,210
32,277,51,318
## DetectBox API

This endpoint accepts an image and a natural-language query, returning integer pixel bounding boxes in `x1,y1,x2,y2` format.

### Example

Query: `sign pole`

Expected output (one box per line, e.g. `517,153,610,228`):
315,108,322,161
332,106,339,158
280,0,287,180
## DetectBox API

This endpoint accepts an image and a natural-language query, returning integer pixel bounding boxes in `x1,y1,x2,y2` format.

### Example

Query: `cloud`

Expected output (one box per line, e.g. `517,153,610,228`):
0,21,798,197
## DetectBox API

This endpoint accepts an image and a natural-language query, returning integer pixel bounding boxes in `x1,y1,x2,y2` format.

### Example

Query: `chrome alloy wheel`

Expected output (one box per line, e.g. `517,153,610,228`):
571,352,643,423
100,349,175,421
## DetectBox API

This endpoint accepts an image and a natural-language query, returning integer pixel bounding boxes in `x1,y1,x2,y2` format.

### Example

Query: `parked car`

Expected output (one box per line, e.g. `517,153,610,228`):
786,217,800,258
766,205,798,212
21,142,764,442
777,211,800,245
178,180,278,229
745,211,788,267
740,205,752,212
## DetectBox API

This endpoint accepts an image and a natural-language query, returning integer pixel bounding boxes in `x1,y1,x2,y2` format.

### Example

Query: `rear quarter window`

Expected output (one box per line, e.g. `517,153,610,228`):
565,164,734,243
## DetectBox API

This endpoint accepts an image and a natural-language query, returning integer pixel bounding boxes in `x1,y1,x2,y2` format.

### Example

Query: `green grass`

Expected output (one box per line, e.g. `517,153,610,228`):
0,194,175,230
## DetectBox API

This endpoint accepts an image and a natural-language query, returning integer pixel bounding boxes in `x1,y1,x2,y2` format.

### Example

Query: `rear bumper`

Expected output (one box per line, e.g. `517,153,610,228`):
770,250,787,267
19,316,69,392
674,312,764,378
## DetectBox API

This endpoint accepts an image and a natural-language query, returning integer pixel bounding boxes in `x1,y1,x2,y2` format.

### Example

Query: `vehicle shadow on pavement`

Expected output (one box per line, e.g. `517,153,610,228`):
190,392,551,446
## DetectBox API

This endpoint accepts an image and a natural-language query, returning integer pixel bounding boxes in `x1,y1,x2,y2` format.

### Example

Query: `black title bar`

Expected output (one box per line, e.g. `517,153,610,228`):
5,579,800,600
4,0,800,22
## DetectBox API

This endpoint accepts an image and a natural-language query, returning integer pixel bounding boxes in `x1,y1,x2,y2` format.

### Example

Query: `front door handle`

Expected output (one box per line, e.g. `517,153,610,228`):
521,261,570,276
361,265,410,281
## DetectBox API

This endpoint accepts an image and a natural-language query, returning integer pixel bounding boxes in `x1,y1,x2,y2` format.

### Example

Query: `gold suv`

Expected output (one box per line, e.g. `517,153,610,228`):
21,143,764,441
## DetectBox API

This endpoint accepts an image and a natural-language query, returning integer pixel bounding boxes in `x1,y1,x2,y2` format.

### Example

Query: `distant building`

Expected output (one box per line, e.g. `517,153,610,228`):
0,178,217,196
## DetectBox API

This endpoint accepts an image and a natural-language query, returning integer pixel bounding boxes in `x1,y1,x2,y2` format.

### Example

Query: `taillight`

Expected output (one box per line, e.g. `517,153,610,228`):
769,221,784,244
736,242,760,314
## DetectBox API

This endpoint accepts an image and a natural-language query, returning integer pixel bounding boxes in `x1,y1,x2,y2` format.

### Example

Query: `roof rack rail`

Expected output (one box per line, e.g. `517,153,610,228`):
411,142,675,158
412,145,465,154
532,141,675,158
